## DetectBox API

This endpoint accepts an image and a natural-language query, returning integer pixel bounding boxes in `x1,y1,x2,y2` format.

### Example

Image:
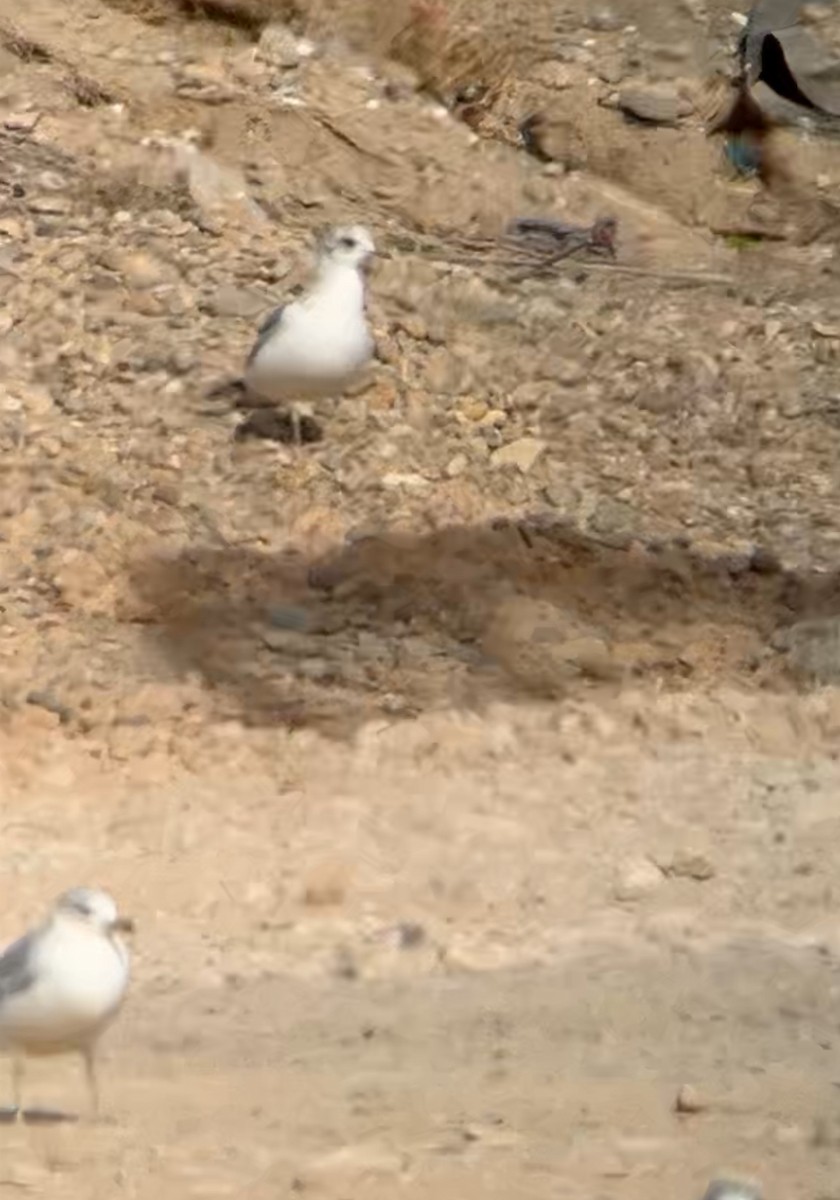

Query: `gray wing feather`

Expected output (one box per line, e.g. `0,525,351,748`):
246,305,286,369
0,932,37,1002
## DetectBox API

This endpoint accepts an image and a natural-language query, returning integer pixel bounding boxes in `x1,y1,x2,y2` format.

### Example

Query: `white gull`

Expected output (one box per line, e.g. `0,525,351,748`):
238,223,377,443
0,887,133,1118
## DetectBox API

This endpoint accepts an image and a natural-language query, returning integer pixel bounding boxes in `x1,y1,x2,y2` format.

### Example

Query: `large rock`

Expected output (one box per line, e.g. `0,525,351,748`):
482,595,617,693
257,23,315,69
617,84,693,125
774,615,840,682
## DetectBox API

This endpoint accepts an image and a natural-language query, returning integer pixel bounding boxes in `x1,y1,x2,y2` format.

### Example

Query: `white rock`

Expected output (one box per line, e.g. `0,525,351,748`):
381,471,431,492
491,437,547,473
172,143,269,231
613,857,663,902
445,453,468,478
4,111,40,132
257,23,308,69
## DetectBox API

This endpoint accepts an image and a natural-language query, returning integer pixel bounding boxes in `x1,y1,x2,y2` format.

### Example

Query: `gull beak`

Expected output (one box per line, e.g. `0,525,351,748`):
112,916,135,934
363,248,387,278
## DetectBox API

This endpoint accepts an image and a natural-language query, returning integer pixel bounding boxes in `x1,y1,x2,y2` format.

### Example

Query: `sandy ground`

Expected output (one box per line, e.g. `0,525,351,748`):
0,0,840,1196
3,708,840,1199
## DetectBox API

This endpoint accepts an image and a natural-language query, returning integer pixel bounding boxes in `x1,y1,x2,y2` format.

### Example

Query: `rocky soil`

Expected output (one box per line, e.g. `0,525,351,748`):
1,0,840,1196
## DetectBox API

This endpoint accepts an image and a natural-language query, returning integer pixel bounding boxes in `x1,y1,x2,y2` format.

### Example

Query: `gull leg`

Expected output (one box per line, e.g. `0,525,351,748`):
11,1055,23,1114
81,1047,99,1119
290,404,302,449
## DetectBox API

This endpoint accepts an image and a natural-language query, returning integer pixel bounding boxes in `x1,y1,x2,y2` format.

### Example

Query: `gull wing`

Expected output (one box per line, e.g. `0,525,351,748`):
0,933,37,1002
246,305,286,369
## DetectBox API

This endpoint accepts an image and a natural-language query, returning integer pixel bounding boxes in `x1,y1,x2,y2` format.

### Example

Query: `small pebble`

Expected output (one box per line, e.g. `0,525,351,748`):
266,605,312,632
387,922,426,949
331,945,358,980
674,1083,707,1114
25,690,73,724
4,111,41,132
585,6,623,30
701,1179,763,1200
491,436,547,473
613,857,663,902
666,850,716,881
445,452,468,478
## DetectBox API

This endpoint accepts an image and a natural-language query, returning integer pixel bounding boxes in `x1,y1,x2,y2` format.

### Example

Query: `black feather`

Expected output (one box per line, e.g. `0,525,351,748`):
758,30,821,109
246,305,286,369
0,934,36,1002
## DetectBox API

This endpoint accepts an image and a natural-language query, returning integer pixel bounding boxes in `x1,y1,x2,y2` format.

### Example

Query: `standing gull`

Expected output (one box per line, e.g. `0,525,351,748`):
0,887,133,1118
233,224,377,444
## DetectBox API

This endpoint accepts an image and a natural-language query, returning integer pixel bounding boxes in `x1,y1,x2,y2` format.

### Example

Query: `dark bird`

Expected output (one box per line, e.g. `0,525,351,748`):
706,1,837,183
749,28,823,108
708,77,777,183
707,2,840,237
737,0,836,111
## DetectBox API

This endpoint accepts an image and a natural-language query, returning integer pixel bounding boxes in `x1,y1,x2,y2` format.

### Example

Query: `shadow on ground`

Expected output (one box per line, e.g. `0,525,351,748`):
127,513,839,736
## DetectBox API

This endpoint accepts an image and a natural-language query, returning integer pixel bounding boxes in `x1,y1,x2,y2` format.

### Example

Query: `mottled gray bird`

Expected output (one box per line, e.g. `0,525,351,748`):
0,888,133,1118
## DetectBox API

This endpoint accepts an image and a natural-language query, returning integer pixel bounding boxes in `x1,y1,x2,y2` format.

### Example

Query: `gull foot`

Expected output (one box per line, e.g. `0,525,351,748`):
21,1108,79,1125
234,409,323,445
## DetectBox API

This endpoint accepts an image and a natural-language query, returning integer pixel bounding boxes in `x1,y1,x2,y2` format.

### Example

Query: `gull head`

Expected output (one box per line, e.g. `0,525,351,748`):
54,888,135,937
319,224,376,271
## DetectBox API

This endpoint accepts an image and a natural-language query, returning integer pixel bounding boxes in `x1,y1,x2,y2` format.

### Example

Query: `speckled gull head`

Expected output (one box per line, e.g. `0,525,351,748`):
53,887,135,936
317,224,376,272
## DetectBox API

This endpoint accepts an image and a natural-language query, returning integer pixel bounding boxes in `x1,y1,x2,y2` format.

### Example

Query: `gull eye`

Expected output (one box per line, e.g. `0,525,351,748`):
338,234,357,249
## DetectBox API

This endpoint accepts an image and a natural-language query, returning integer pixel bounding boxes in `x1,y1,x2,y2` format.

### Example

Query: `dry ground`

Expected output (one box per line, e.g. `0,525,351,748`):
0,0,840,1196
